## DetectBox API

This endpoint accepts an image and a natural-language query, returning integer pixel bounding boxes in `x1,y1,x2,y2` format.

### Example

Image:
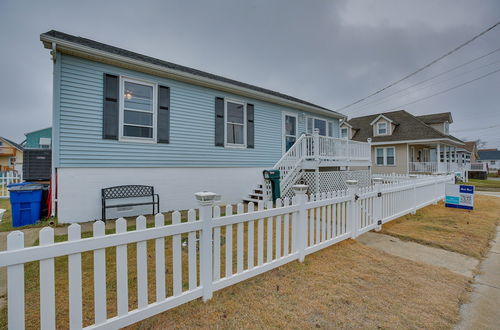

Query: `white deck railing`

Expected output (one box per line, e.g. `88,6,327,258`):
0,174,454,329
273,133,371,196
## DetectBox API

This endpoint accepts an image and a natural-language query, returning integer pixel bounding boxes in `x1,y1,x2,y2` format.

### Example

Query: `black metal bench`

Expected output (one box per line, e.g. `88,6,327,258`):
101,185,159,220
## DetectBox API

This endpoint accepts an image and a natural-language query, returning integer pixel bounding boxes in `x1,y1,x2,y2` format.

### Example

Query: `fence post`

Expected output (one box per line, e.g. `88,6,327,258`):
7,231,25,330
195,191,217,302
409,174,417,214
372,178,384,231
293,184,308,262
346,179,358,238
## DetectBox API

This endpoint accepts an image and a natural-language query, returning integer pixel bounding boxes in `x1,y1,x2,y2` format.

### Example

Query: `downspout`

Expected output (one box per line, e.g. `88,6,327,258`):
50,41,57,217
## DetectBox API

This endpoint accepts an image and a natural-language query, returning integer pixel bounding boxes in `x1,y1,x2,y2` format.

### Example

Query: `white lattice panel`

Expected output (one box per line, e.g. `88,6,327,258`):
284,170,372,198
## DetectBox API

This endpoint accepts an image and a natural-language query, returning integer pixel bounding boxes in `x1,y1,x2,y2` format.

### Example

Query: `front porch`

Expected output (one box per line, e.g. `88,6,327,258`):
408,142,465,174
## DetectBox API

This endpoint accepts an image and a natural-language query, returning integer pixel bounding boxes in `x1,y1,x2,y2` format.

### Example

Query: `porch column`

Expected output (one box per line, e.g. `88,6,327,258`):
436,143,441,173
454,147,457,163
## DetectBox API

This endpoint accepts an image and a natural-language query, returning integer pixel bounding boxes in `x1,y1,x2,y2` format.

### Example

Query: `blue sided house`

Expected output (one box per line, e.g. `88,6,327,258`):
40,30,371,223
22,127,52,149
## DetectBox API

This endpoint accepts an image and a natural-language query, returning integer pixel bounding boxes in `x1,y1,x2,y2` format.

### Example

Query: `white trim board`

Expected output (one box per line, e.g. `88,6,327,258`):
370,138,464,146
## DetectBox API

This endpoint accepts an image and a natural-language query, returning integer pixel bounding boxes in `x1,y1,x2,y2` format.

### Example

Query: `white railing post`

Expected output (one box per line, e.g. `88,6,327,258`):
409,174,417,214
346,179,358,238
373,178,384,231
195,191,217,302
7,231,25,330
293,184,308,262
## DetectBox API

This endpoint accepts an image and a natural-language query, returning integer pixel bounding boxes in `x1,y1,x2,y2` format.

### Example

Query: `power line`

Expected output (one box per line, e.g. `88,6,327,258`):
452,123,500,133
345,47,500,115
383,67,500,111
336,21,500,113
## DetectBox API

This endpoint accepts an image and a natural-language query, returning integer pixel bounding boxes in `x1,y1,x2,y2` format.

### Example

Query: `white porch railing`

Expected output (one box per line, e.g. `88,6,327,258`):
0,174,454,329
273,133,371,197
409,162,472,174
468,162,488,172
0,171,22,198
408,162,438,173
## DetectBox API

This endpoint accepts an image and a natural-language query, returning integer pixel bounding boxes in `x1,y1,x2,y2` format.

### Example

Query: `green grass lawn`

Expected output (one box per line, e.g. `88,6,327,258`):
467,179,500,191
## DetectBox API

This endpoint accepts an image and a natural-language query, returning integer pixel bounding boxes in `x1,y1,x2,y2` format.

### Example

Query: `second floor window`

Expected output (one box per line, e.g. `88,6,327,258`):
377,122,387,135
340,128,348,139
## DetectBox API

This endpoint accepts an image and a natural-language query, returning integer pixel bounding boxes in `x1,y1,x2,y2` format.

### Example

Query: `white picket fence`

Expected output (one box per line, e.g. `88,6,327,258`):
0,174,454,329
0,172,22,198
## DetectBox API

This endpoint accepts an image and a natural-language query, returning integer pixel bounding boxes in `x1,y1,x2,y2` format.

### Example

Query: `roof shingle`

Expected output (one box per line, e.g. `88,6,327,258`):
346,110,463,144
41,30,343,118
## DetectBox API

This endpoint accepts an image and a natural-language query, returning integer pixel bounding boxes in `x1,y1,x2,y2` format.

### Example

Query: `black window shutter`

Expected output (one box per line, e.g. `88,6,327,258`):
247,103,255,148
103,74,119,140
215,97,225,147
157,85,170,143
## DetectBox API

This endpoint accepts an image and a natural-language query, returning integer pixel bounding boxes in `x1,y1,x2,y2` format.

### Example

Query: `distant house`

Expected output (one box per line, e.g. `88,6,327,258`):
455,141,478,165
341,110,465,175
0,137,23,173
478,149,500,172
40,30,371,223
22,127,52,149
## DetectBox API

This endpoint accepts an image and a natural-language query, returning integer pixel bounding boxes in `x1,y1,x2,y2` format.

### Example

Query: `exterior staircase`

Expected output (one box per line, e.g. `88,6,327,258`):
243,131,371,203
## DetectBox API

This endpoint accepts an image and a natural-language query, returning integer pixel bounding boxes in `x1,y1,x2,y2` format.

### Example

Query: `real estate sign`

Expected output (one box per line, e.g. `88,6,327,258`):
445,183,474,210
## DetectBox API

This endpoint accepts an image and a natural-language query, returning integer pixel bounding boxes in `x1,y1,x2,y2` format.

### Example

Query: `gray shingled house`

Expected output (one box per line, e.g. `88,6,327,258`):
340,110,465,175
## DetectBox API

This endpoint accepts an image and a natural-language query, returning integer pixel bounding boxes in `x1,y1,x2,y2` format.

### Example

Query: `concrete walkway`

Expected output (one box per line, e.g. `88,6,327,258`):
356,232,479,277
456,226,500,330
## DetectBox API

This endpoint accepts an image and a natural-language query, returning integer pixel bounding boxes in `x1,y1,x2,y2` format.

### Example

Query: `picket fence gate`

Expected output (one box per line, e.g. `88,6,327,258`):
0,174,454,329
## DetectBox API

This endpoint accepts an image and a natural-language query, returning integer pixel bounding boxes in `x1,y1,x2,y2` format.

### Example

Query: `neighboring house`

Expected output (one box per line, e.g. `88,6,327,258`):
22,127,52,149
341,110,465,175
455,141,477,164
0,137,23,173
478,149,500,172
40,30,370,223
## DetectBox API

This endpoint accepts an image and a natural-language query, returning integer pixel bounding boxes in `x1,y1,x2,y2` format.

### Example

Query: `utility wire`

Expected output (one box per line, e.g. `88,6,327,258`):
452,123,500,133
336,21,500,113
384,67,500,111
345,47,500,115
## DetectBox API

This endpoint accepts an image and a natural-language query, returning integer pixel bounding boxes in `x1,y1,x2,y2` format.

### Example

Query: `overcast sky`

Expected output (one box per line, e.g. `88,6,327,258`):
1,0,499,147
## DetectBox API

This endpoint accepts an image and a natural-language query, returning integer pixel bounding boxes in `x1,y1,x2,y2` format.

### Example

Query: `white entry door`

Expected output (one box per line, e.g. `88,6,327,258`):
283,113,298,152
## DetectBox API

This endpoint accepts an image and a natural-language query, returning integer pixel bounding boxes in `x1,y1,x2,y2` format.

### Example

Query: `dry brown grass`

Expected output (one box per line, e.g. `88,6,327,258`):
131,240,469,329
381,195,500,259
0,238,470,329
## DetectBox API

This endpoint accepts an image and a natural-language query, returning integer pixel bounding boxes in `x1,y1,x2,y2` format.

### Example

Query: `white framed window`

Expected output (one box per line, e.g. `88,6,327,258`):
375,147,395,166
340,127,348,139
119,77,157,142
39,137,51,149
377,122,387,135
283,112,297,152
444,122,449,134
306,117,335,137
225,99,247,147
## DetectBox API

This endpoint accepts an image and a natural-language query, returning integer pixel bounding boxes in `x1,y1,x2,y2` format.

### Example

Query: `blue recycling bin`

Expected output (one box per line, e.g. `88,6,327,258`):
8,182,44,227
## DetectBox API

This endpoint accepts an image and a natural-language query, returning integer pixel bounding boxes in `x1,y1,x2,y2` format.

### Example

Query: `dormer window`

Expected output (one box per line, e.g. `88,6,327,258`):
444,122,449,134
377,122,387,135
340,127,348,139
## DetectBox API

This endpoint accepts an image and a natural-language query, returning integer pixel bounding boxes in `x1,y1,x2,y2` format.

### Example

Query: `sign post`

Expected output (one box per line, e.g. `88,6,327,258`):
445,183,474,210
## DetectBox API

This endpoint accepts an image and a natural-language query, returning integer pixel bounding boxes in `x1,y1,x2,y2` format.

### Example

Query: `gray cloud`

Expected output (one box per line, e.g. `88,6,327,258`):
0,0,499,146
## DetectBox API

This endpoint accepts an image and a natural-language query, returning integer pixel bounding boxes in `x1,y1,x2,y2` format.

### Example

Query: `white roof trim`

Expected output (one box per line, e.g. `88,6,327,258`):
340,121,352,128
371,138,464,146
0,137,23,152
41,35,346,120
369,114,393,126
